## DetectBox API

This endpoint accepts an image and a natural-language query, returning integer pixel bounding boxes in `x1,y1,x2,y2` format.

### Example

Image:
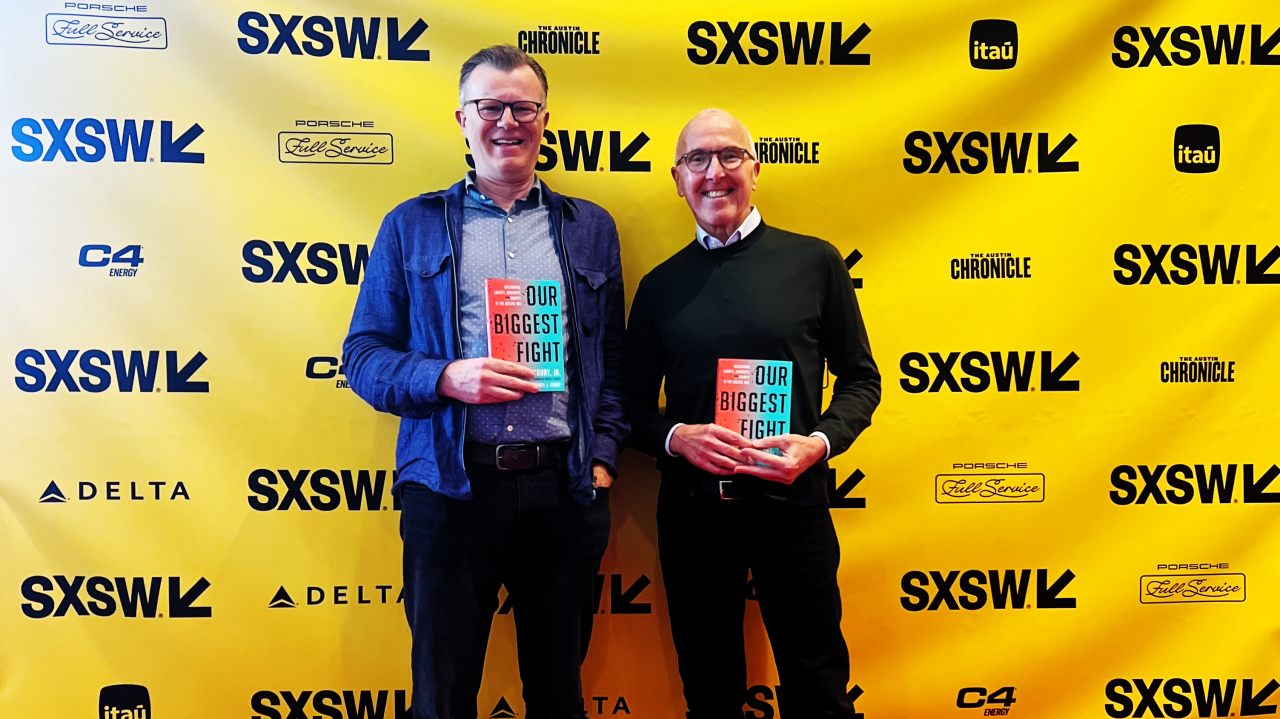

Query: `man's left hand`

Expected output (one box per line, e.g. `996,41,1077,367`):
733,434,827,484
592,462,614,489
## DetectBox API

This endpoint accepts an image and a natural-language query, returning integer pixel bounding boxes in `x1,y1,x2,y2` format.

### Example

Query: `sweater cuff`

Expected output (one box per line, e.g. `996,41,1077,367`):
665,423,685,457
809,431,831,461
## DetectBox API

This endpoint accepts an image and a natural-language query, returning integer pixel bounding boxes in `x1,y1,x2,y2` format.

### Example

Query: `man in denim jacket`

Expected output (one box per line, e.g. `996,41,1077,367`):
343,45,627,719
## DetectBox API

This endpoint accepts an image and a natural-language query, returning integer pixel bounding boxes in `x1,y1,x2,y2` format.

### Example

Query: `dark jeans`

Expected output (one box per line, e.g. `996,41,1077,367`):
400,465,611,719
657,483,854,719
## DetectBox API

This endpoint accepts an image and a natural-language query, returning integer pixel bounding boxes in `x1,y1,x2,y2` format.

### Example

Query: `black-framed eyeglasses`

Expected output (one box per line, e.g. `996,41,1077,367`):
677,146,755,173
465,99,543,123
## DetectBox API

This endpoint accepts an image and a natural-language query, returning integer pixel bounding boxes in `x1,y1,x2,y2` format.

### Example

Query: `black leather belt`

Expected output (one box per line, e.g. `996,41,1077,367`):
465,441,564,471
692,477,754,501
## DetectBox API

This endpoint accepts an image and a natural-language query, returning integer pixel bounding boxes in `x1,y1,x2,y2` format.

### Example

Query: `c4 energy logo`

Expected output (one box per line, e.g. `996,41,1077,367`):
242,240,370,285
904,132,1078,174
1114,243,1280,285
899,351,1080,393
1109,463,1280,505
80,244,143,277
936,462,1044,503
1141,563,1244,604
14,349,209,393
268,584,402,608
1105,678,1278,718
250,690,411,719
753,136,819,164
21,575,211,618
957,687,1017,715
306,356,348,388
687,21,870,65
10,118,204,163
464,130,650,173
951,253,1031,280
518,26,600,55
38,480,190,503
247,469,400,511
279,120,392,164
47,9,167,49
1175,124,1219,173
1161,356,1235,383
1112,24,1280,67
237,13,429,61
900,568,1077,611
100,684,151,719
970,20,1017,69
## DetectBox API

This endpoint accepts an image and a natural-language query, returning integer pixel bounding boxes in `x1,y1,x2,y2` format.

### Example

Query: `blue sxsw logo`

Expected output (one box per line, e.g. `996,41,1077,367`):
14,349,209,393
237,13,429,60
10,118,203,163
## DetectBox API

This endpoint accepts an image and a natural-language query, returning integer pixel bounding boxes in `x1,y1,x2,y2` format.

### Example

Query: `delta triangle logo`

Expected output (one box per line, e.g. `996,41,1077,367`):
39,481,68,503
268,586,297,608
490,697,516,718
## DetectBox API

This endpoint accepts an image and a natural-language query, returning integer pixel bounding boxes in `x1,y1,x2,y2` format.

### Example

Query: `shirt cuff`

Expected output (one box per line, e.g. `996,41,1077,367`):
665,423,685,457
809,431,831,461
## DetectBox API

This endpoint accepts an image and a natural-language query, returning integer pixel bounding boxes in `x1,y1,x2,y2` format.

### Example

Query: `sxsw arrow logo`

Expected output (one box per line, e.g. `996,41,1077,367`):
467,129,651,172
15,349,210,393
900,350,1080,393
828,468,867,508
10,119,204,164
849,685,865,719
845,249,864,289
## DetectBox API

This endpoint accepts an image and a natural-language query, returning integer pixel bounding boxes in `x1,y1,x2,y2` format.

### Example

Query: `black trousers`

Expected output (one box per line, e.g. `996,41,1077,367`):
399,466,611,719
657,482,855,719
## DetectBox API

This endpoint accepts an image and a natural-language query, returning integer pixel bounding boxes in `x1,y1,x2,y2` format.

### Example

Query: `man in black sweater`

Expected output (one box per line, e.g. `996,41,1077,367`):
624,109,880,719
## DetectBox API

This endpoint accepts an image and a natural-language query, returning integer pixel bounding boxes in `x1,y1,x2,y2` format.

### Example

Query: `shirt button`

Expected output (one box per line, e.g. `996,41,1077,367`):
506,216,513,223
508,251,515,258
506,425,514,432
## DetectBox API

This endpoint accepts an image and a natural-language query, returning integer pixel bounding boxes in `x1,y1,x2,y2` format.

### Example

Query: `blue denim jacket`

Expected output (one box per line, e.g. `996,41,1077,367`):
342,180,628,505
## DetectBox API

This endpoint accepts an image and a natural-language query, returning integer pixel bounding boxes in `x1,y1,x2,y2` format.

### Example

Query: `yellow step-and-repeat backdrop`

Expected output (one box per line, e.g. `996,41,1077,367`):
3,1,1279,717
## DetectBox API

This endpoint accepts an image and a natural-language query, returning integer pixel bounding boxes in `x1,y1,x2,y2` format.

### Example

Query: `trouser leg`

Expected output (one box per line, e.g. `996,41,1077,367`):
750,502,854,719
509,468,611,719
400,478,514,719
657,487,751,719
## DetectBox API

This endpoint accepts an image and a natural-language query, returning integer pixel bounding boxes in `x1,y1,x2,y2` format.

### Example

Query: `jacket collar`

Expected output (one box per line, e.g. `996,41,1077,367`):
419,178,577,220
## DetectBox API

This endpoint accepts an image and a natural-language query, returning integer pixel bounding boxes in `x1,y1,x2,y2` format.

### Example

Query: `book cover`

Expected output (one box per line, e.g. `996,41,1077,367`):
714,359,792,451
485,278,565,392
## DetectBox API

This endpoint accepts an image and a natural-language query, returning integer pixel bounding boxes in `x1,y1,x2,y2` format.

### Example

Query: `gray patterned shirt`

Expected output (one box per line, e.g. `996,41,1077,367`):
459,173,573,444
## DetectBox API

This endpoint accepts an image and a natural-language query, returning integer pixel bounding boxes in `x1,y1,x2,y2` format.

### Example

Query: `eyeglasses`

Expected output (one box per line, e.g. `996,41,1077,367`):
677,147,755,173
465,99,543,123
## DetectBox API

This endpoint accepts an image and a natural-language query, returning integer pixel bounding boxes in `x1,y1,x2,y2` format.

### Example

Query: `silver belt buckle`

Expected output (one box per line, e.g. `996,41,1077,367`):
719,479,742,500
494,443,519,470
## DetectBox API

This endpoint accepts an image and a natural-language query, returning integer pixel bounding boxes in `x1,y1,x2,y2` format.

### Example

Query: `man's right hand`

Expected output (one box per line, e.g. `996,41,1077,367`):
669,424,753,476
437,358,540,404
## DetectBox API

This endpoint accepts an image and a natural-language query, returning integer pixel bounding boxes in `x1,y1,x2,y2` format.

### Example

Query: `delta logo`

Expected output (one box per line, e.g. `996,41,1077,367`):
10,118,204,163
247,469,400,511
1174,124,1219,173
1113,243,1280,285
1105,678,1278,718
99,684,151,719
267,584,401,608
687,21,870,65
237,13,428,61
38,480,190,503
14,349,209,393
970,20,1017,69
904,131,1078,174
250,690,410,719
21,575,211,618
1112,23,1280,67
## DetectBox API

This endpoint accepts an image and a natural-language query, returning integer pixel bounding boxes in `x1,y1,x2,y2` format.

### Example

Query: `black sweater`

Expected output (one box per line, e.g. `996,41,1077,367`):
624,222,881,504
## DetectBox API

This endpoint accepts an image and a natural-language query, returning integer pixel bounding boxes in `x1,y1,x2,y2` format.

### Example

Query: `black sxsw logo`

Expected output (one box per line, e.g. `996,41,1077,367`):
21,575,211,618
1112,24,1280,67
687,21,870,65
900,351,1080,393
1110,464,1280,505
1113,244,1280,285
903,132,1078,174
1105,678,1278,718
901,569,1077,610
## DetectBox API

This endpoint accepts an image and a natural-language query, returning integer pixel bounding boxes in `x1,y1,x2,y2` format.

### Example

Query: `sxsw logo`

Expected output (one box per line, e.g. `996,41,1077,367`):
1175,124,1219,173
247,469,400,511
21,575,211,618
687,21,870,65
242,241,369,285
1109,464,1280,505
466,130,651,173
1105,678,1278,718
268,584,401,608
1112,24,1280,67
746,684,864,719
306,356,348,388
14,350,209,393
899,351,1080,393
39,480,190,503
1113,244,1280,285
47,13,167,49
904,132,1078,174
10,118,204,163
900,569,1077,611
237,13,429,61
100,684,151,719
250,690,410,719
970,20,1017,69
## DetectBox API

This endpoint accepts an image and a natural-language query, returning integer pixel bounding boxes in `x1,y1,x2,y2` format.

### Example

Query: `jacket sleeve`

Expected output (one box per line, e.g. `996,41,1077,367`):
591,219,630,470
811,243,881,457
623,275,678,458
342,211,453,419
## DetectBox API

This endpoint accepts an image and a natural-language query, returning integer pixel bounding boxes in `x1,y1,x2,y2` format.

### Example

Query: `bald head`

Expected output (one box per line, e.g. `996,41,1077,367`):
674,108,754,164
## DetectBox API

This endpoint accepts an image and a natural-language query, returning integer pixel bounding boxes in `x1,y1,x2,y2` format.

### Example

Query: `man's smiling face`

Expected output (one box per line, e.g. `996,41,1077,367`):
672,110,760,239
456,63,547,183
